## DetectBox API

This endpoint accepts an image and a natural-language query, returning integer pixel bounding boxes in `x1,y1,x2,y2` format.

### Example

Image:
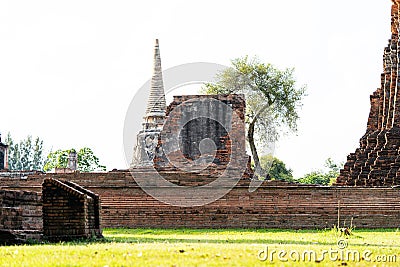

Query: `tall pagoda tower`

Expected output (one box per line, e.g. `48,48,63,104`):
131,39,167,167
337,0,400,186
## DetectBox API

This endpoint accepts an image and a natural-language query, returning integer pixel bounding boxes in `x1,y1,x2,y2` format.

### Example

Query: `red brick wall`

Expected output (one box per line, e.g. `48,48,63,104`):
1,172,400,229
98,183,400,229
0,190,42,231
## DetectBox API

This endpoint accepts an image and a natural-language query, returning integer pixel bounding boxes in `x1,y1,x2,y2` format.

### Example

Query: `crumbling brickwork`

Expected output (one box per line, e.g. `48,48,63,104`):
42,178,102,241
154,94,253,179
337,0,400,186
2,172,400,229
0,190,42,244
0,178,102,244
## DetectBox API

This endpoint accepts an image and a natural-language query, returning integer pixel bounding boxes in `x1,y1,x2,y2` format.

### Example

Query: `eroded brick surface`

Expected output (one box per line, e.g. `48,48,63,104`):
2,173,400,229
0,190,42,243
337,1,400,186
154,94,253,179
42,178,102,241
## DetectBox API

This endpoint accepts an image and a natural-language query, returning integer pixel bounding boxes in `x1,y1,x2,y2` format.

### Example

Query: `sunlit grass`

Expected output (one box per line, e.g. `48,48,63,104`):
0,228,399,266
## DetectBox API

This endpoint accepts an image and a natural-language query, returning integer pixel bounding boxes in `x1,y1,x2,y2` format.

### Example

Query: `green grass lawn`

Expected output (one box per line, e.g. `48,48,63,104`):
0,228,399,266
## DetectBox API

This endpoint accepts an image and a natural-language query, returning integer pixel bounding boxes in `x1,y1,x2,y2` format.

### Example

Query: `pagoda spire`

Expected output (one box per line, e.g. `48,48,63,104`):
145,39,166,119
131,39,167,167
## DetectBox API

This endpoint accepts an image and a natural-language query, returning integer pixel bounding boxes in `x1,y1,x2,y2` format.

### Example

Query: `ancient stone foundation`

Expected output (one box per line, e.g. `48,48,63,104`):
337,0,400,186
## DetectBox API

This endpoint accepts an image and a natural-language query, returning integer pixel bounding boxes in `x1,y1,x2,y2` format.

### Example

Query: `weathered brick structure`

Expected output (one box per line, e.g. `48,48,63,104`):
337,0,400,186
1,173,400,229
0,190,42,244
0,134,8,170
159,94,245,165
42,178,102,241
5,4,400,234
154,94,253,179
131,39,167,168
0,178,102,244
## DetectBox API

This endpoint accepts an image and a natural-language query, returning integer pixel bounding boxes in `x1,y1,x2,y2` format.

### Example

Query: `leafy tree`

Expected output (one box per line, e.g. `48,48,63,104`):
77,147,106,172
297,158,343,185
44,149,70,171
297,171,331,186
324,158,341,174
203,56,306,178
44,147,106,172
4,133,45,171
257,155,294,182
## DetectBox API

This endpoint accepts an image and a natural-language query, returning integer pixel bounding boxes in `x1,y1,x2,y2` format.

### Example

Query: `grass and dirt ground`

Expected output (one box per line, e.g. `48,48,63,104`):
0,228,399,266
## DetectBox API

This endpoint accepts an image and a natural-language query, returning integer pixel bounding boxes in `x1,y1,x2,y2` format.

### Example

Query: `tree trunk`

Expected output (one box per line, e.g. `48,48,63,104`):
248,116,263,179
248,102,272,180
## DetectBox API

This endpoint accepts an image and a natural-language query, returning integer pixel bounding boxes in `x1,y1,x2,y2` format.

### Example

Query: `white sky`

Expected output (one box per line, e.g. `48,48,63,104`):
0,0,393,177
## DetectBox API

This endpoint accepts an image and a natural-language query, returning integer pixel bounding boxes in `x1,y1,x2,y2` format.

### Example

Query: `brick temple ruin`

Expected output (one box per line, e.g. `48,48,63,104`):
0,134,8,171
42,178,102,241
0,178,102,244
337,0,400,186
131,39,251,179
2,2,400,236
